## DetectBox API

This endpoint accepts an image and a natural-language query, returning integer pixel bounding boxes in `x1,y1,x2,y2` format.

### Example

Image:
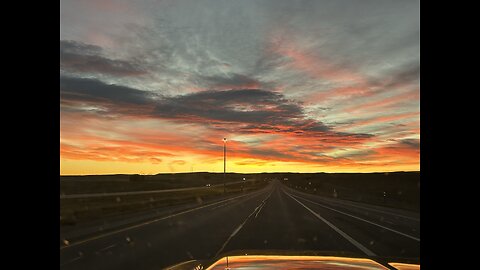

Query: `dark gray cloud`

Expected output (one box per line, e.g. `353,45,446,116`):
369,60,420,90
60,76,332,134
399,138,420,149
59,76,377,143
60,76,157,106
60,40,147,76
154,89,333,133
385,62,420,89
248,149,293,160
155,89,300,121
200,73,262,89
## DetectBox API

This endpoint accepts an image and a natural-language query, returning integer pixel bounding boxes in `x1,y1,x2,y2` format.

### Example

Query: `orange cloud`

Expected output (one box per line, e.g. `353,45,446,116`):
344,90,419,113
272,39,365,84
336,112,419,132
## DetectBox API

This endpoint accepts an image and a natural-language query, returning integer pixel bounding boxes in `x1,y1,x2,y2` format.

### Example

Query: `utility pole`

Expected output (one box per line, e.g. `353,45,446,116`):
223,137,227,194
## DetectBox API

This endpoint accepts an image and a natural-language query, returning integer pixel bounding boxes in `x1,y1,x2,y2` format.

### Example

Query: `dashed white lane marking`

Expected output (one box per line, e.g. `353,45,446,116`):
60,256,83,267
254,191,273,219
285,191,376,257
215,190,273,257
255,203,265,219
97,244,117,252
291,193,420,242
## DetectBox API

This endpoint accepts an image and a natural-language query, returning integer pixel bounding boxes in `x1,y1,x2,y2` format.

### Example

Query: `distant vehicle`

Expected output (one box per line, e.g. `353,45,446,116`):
284,178,288,181
206,184,211,187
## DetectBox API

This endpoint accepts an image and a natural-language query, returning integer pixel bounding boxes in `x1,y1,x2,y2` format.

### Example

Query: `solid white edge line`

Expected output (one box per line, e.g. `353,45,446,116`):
291,193,420,242
285,191,376,257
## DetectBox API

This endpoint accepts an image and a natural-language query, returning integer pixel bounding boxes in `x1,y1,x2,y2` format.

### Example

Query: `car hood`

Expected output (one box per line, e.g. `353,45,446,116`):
164,250,420,270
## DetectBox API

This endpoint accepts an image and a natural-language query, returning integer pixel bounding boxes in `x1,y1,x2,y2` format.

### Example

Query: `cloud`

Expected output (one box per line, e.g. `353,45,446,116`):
154,89,307,125
59,0,419,172
199,73,264,90
60,40,147,76
60,75,157,106
60,76,374,163
59,77,378,150
60,141,172,163
368,60,420,90
235,159,272,166
344,90,419,113
338,112,419,130
170,160,186,165
399,138,420,149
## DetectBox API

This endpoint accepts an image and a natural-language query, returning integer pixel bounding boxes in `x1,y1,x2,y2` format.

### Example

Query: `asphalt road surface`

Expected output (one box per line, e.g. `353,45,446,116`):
60,180,420,270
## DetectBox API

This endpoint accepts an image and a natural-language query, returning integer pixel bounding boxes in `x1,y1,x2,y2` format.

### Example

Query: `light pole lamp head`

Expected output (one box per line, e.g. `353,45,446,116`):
223,137,227,142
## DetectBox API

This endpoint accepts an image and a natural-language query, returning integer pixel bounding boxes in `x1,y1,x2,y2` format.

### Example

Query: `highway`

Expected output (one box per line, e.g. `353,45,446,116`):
60,180,420,270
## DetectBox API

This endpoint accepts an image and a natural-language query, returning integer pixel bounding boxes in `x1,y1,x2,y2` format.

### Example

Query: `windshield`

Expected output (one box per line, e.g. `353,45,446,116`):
60,1,420,269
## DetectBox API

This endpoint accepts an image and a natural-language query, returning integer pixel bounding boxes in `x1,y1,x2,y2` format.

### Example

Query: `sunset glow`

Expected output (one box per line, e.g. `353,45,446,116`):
60,0,419,175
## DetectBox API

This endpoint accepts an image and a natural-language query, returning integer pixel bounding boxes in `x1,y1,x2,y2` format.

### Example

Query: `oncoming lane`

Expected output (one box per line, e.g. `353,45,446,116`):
60,183,274,270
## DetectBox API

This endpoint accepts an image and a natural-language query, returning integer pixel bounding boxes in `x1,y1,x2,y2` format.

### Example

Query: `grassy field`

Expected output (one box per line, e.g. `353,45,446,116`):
60,174,269,226
277,171,420,212
60,172,264,195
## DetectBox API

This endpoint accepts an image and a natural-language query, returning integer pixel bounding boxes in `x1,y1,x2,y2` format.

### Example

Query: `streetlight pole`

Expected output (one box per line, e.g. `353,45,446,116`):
223,138,227,194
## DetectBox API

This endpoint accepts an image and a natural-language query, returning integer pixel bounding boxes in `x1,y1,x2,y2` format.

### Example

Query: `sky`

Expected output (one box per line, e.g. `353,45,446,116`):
60,0,420,175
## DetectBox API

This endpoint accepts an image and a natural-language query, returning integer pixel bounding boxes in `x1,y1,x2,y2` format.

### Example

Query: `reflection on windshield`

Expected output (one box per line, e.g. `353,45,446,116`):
388,262,421,270
206,256,389,270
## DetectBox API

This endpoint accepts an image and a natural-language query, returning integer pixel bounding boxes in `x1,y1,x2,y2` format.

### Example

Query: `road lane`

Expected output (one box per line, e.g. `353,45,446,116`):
60,184,273,270
222,181,363,256
289,193,419,241
60,180,420,270
60,188,269,250
284,185,420,240
283,186,419,259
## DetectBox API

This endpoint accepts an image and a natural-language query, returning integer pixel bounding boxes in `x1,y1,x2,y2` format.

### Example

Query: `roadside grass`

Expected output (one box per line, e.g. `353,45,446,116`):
60,179,268,226
279,172,420,212
60,173,260,195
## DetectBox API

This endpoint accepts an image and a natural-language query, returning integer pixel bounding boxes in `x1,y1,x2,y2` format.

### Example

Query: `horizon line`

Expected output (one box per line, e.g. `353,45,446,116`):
60,170,420,177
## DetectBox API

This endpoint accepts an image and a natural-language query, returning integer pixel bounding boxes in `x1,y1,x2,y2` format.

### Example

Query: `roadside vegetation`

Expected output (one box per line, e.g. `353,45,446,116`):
279,172,420,212
60,173,269,226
